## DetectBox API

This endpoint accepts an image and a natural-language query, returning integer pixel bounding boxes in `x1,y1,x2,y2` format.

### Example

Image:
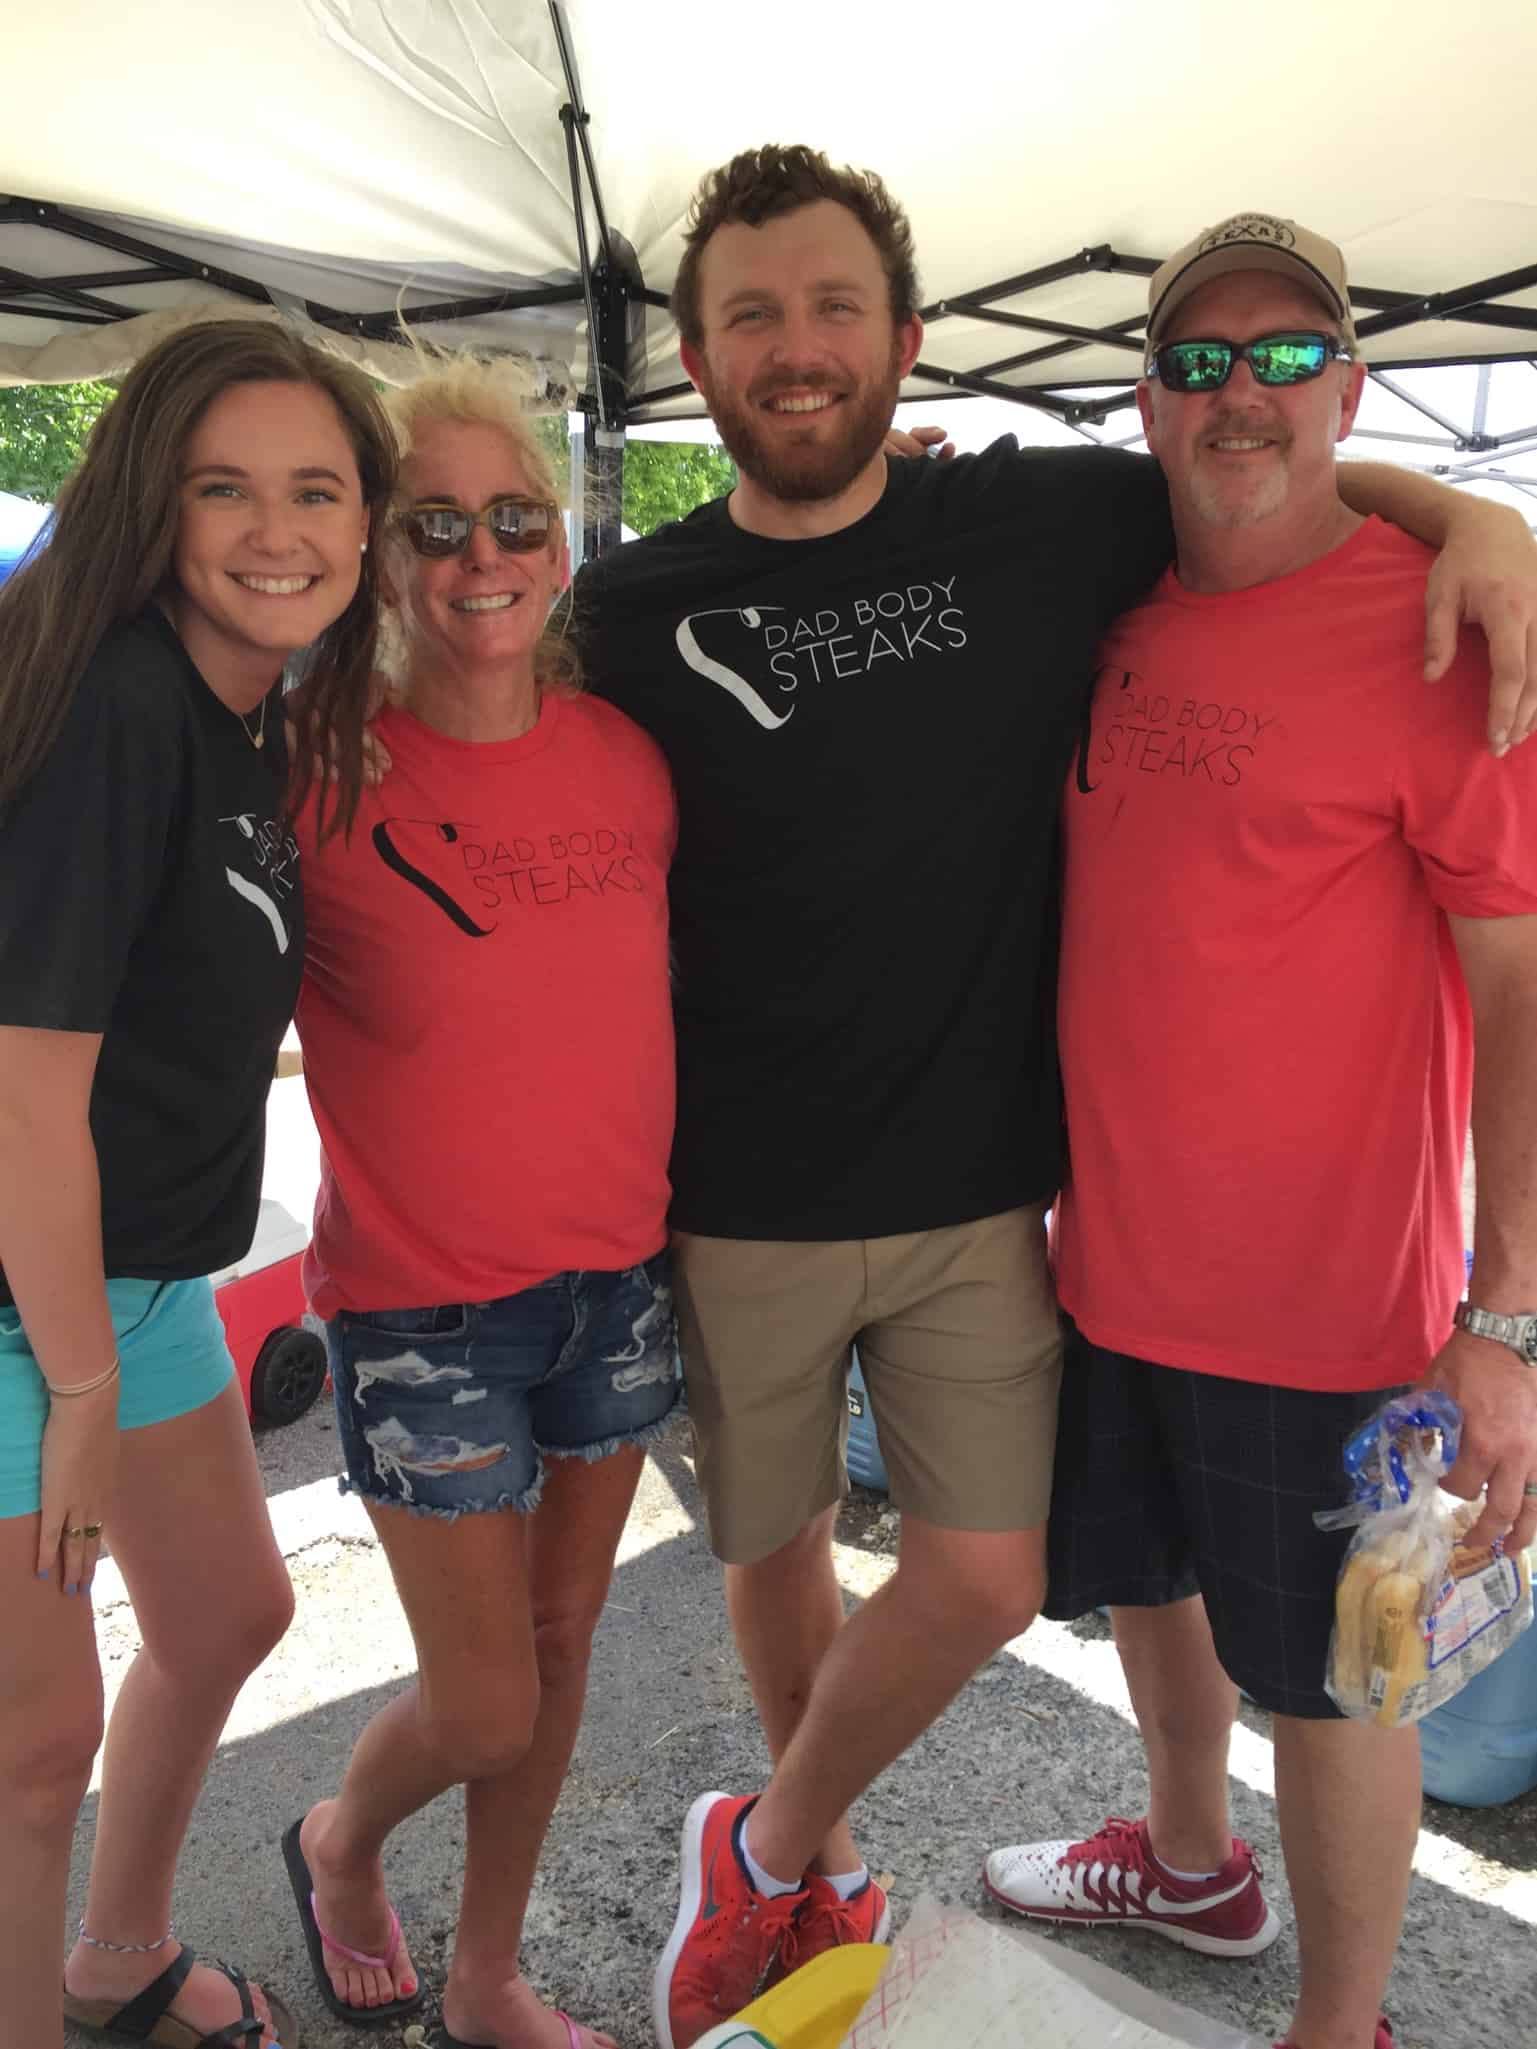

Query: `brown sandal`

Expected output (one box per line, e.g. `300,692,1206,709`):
62,1945,297,2049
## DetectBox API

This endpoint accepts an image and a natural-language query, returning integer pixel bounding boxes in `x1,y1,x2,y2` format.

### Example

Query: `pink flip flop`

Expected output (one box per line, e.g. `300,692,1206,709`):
312,1896,403,1974
280,1818,424,2028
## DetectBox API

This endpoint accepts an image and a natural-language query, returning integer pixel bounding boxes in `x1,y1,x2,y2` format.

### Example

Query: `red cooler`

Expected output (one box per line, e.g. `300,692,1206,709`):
211,1198,328,1426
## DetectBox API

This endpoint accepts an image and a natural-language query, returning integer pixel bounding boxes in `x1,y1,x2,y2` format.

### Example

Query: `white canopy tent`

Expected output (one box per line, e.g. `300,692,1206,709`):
4,0,1536,536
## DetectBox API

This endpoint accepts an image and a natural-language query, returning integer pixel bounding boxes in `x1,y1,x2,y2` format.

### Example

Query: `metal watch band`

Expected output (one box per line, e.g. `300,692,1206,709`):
1454,1301,1537,1365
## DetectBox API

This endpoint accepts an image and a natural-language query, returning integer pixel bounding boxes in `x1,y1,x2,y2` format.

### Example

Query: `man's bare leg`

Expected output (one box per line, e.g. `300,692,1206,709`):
1111,1598,1238,1871
1273,1716,1419,2049
723,1506,859,1876
744,1517,1044,1882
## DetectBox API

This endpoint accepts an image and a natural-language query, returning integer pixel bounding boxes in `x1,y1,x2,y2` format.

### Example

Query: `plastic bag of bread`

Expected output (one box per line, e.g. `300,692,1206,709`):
1319,1390,1533,1727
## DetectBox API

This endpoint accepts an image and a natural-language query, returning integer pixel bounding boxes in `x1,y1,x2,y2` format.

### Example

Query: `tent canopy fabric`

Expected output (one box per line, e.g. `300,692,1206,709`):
3,1,1535,488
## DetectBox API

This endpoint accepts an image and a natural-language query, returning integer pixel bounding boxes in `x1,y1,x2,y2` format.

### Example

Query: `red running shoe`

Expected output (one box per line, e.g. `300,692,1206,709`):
773,1871,892,1984
984,1814,1280,1957
652,1792,808,2049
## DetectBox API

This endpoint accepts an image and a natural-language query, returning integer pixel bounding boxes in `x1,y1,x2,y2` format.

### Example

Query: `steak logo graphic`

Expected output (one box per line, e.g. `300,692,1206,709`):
220,811,298,953
373,818,494,937
675,577,968,727
676,606,793,730
1076,665,1280,793
373,816,649,934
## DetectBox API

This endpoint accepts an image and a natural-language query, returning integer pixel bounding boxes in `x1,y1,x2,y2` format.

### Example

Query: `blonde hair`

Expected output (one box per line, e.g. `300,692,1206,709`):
383,351,579,692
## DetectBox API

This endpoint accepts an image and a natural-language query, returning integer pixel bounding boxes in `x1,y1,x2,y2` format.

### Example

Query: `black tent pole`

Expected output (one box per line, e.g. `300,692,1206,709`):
551,0,627,563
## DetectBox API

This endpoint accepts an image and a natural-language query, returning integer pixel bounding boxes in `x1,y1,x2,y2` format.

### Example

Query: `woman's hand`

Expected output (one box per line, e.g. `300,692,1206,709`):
36,1382,118,1595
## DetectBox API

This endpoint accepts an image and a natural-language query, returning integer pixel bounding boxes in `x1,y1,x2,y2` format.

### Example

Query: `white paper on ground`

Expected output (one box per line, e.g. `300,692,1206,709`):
839,1899,1270,2049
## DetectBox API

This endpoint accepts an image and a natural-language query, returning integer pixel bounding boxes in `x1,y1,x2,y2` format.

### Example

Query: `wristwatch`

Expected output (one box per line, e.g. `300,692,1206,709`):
1453,1301,1537,1365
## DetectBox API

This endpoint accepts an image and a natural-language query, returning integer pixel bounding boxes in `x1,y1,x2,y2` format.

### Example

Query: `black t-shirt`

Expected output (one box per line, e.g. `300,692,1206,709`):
0,608,303,1295
575,439,1173,1240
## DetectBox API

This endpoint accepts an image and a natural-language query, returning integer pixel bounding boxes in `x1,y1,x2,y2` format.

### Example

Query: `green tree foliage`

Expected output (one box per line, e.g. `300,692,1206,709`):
0,390,736,531
622,440,736,536
0,380,117,501
534,416,735,540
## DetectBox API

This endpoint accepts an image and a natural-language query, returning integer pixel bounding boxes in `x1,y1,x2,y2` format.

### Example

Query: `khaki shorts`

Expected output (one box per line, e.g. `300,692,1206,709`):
673,1205,1062,1565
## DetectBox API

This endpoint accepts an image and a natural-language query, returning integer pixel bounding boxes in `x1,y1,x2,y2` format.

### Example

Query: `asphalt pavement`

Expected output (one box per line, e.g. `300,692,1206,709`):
65,1394,1537,2049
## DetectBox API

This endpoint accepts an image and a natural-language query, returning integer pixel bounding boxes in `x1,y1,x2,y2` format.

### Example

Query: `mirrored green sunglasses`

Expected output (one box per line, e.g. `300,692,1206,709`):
1149,331,1355,394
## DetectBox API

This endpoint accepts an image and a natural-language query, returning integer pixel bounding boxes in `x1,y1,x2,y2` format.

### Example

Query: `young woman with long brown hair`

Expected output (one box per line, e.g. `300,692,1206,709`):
0,319,395,2049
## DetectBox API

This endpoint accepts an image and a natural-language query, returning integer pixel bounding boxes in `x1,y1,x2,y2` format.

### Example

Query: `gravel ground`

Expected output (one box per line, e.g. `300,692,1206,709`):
65,1394,1537,2049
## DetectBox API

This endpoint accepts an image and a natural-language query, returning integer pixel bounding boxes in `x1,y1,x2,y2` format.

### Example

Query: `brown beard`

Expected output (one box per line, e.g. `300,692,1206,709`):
697,344,904,505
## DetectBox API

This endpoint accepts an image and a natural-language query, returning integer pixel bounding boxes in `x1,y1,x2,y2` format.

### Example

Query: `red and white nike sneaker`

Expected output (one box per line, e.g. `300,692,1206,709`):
983,1814,1280,1957
653,1792,808,2049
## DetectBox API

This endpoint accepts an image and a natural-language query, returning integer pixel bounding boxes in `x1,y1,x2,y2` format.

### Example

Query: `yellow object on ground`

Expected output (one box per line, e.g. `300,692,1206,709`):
692,1944,891,2049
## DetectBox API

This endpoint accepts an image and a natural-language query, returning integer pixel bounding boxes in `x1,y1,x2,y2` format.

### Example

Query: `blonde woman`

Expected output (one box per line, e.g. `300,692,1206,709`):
283,360,677,2049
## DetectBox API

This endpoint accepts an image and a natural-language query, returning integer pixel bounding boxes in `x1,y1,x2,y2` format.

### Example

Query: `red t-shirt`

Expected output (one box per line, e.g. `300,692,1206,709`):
296,692,676,1316
1055,518,1537,1392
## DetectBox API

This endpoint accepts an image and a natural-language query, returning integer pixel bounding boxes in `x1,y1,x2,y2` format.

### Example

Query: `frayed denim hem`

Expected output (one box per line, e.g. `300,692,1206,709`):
537,1400,679,1468
335,1466,545,1520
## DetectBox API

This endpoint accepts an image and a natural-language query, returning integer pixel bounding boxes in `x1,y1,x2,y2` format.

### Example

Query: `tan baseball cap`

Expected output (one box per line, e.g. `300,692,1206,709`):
1145,212,1357,363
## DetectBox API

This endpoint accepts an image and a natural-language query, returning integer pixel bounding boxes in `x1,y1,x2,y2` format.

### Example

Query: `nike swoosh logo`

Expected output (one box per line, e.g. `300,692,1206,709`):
701,1840,722,1921
1143,1877,1251,1916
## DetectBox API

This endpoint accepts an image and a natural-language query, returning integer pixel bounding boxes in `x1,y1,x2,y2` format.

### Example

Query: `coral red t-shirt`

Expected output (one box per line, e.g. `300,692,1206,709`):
296,692,676,1317
1055,518,1537,1392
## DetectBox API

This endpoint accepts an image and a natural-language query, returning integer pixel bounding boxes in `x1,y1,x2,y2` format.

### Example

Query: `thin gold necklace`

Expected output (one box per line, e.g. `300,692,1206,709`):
231,694,266,750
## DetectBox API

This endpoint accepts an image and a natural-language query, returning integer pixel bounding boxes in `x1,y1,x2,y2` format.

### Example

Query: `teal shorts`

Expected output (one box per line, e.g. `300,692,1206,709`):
0,1277,235,1519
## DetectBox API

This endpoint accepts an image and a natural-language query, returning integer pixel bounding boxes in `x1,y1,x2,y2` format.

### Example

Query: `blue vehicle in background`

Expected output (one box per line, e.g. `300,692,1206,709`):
0,491,50,585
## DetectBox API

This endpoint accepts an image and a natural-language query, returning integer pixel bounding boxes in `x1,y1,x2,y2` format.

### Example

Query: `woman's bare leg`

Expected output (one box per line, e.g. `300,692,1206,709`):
304,1448,644,2045
63,1383,295,2043
0,1512,103,2049
442,1448,645,2049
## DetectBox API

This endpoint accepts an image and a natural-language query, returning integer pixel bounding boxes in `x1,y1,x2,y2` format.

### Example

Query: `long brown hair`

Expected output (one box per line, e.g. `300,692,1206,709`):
0,319,397,834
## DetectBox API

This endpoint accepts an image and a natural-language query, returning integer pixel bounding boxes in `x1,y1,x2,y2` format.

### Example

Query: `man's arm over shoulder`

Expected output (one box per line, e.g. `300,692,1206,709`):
1339,462,1537,752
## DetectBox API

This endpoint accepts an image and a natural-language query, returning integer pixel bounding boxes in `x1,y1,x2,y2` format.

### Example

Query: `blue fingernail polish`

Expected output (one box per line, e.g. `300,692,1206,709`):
37,1570,49,1580
66,1582,78,1595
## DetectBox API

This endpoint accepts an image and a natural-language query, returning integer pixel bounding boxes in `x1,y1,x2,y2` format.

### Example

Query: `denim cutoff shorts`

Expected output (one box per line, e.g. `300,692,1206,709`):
324,1252,679,1519
0,1277,235,1519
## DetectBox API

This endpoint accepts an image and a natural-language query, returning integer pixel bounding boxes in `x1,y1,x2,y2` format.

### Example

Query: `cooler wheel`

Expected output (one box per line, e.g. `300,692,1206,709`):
250,1325,327,1426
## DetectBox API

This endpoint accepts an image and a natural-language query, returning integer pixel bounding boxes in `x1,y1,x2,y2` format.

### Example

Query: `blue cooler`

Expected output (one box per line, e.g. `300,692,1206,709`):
845,1352,889,1493
1419,1606,1537,1808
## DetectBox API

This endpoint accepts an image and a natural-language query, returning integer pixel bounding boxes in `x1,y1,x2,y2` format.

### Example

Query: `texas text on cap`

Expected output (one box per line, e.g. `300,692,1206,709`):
1144,213,1357,362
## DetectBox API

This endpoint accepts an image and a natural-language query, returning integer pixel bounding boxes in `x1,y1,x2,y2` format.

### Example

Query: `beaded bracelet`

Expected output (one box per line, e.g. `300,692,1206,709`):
45,1355,121,1399
78,1918,175,1955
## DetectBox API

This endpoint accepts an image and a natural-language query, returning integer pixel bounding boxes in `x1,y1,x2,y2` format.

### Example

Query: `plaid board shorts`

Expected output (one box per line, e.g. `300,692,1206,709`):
1044,1317,1402,1718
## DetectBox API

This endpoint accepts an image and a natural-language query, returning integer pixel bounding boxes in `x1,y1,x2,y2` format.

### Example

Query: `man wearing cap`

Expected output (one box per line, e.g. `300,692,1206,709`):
985,215,1537,2049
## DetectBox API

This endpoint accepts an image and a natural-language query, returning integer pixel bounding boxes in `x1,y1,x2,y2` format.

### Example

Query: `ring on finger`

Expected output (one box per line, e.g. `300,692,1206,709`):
1524,1483,1537,1501
64,1522,105,1539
